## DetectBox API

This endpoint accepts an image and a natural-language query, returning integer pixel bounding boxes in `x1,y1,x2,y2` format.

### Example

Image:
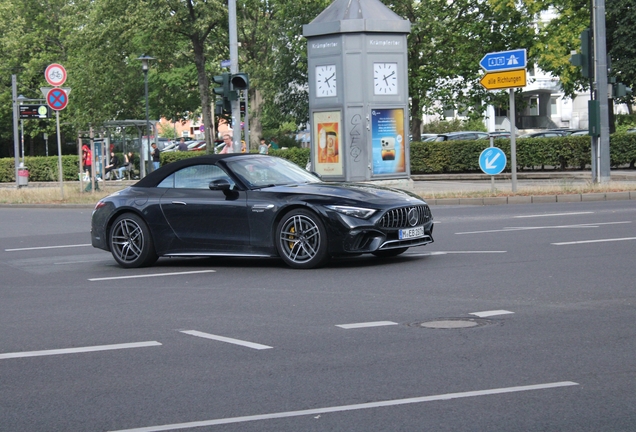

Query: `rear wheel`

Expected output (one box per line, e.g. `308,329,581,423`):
372,247,408,258
109,213,158,268
276,209,330,269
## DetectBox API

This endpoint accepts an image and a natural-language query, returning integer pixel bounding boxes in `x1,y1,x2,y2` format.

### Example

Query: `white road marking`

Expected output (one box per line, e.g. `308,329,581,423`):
0,341,161,360
109,381,579,432
180,330,272,350
514,212,594,218
55,259,106,265
89,270,216,281
456,221,631,235
336,321,398,329
406,251,506,256
552,236,636,246
470,310,515,318
5,243,91,252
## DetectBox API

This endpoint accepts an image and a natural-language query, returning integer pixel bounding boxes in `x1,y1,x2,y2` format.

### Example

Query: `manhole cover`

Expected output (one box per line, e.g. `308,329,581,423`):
409,318,494,329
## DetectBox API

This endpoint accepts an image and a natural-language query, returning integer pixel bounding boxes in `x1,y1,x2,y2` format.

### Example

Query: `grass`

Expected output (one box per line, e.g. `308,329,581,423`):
0,179,635,205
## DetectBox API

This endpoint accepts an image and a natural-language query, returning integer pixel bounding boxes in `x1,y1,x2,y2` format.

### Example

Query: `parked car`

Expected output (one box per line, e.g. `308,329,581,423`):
91,154,434,269
489,131,511,139
627,128,636,134
569,130,589,136
517,131,568,138
429,131,489,142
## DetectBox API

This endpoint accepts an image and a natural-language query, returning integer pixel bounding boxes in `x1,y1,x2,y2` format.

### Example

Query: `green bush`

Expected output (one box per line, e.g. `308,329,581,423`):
2,134,634,181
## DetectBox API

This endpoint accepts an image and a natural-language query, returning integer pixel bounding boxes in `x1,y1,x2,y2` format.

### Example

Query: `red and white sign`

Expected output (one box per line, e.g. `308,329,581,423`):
45,63,67,87
46,88,69,111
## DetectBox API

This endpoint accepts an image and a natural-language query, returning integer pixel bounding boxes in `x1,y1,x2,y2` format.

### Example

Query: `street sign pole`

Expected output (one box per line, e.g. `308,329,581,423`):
12,75,20,188
509,89,517,192
56,110,64,199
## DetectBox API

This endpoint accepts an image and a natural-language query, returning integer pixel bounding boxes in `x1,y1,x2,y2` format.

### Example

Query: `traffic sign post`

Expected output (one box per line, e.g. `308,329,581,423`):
479,147,507,176
46,88,69,111
45,63,67,87
479,49,526,72
480,69,526,91
479,50,526,192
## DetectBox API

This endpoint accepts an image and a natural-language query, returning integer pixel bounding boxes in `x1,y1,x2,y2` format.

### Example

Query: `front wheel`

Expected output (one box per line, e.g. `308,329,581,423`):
275,209,330,269
109,213,158,268
372,247,408,258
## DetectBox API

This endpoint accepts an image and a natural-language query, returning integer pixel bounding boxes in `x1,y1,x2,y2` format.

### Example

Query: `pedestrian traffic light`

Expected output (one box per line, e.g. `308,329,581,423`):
613,83,632,98
231,72,249,91
213,73,231,98
569,28,592,79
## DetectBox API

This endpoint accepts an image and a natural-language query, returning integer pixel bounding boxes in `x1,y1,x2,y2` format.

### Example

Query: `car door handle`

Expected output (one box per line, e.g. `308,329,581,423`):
172,201,187,205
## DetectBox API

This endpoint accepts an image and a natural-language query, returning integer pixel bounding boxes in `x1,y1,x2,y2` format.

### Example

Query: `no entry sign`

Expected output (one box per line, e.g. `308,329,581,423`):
46,88,69,111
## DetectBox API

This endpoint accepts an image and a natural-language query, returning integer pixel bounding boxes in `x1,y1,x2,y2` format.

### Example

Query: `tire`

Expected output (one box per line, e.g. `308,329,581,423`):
372,247,408,258
109,213,158,268
275,208,330,269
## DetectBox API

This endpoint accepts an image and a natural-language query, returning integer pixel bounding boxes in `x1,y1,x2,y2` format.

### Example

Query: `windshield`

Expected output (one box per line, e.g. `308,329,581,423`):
227,156,321,188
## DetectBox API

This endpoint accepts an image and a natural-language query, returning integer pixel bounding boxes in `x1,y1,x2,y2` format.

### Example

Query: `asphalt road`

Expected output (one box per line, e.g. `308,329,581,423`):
1,201,635,431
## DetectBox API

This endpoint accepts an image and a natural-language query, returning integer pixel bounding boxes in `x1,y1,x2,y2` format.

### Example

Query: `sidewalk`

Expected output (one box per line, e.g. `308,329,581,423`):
411,170,636,205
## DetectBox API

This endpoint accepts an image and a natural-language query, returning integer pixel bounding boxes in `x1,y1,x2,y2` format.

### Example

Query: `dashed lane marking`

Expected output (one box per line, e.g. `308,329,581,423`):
0,341,161,360
336,321,398,329
180,330,272,350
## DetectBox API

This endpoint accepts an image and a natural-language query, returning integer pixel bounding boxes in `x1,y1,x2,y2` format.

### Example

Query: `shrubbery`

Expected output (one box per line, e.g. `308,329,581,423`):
2,133,635,182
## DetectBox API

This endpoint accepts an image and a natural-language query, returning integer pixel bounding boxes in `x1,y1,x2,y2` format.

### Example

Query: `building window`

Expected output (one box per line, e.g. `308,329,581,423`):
529,97,539,116
550,96,558,117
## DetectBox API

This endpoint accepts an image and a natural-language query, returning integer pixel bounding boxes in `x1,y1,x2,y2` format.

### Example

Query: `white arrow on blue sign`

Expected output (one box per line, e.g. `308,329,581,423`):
480,49,527,72
479,147,507,175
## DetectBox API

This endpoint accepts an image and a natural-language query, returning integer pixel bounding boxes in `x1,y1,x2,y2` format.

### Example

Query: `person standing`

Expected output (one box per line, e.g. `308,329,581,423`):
82,145,92,180
220,133,233,154
258,138,269,154
151,143,161,171
178,137,188,151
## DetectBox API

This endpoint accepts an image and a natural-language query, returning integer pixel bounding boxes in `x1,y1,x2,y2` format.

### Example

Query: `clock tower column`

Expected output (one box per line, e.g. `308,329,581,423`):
303,0,411,182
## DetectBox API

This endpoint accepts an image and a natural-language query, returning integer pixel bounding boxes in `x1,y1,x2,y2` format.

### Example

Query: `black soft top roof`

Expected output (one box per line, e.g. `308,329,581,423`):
134,153,263,188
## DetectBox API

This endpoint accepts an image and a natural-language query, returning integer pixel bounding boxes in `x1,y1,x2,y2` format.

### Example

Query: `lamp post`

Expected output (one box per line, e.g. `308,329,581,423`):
136,54,154,177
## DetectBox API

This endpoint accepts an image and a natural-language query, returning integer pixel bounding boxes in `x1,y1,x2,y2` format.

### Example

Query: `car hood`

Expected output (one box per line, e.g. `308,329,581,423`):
269,182,426,206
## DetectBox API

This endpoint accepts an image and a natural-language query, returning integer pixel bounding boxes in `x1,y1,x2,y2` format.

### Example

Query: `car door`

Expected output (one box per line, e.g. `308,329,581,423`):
158,164,249,251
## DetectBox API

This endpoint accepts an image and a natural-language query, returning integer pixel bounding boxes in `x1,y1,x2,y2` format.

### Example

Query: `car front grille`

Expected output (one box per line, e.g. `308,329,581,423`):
378,205,432,228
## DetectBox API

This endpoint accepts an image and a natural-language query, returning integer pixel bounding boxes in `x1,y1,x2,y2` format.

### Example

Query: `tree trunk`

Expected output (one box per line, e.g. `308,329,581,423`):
249,88,264,145
410,97,422,140
191,37,212,153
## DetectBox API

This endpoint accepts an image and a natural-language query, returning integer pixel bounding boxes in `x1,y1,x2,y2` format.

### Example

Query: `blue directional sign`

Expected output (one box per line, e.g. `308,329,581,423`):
479,147,507,175
480,49,527,72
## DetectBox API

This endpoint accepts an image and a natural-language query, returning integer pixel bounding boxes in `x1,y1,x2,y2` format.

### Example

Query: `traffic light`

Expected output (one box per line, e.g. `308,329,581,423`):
569,28,592,79
613,83,632,98
231,72,249,91
213,73,230,98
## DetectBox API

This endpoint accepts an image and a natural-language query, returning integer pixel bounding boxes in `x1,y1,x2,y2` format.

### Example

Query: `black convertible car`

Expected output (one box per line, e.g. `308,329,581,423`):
91,154,434,269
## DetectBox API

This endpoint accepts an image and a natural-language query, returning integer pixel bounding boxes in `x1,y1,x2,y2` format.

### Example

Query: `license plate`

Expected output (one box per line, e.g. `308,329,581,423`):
399,225,424,240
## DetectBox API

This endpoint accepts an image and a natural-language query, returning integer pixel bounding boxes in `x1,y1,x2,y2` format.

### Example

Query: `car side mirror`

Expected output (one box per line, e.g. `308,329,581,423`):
209,179,231,191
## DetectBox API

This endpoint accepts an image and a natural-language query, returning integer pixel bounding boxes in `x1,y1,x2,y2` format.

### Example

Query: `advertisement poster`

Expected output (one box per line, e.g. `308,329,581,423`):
313,111,343,176
371,108,406,175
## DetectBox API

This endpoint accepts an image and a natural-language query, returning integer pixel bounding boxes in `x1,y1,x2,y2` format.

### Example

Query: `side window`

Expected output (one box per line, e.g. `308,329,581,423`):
157,165,234,189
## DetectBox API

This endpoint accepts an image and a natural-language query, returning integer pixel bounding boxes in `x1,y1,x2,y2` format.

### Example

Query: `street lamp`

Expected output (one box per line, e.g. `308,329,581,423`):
136,54,155,177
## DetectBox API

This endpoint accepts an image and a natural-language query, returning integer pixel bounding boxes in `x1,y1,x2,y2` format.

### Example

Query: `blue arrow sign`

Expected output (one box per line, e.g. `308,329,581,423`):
480,49,527,72
479,147,507,175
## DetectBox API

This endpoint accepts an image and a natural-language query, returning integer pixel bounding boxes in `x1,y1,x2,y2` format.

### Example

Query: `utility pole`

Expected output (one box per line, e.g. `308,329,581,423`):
593,0,610,183
229,0,241,153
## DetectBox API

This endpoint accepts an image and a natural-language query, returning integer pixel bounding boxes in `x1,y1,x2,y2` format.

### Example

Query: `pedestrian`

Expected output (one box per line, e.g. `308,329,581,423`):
178,137,188,151
258,138,268,154
220,133,233,154
151,143,160,170
82,144,92,180
269,138,279,150
104,151,120,180
117,151,135,180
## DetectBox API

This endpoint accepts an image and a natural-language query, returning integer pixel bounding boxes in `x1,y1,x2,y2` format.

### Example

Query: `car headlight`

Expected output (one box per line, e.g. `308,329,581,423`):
326,205,377,219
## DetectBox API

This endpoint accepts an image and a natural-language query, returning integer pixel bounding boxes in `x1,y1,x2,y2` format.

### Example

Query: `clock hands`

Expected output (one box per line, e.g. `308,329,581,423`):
324,73,335,88
383,71,396,85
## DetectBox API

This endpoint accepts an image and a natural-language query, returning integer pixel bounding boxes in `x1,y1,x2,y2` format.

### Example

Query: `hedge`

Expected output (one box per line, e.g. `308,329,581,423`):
2,134,635,182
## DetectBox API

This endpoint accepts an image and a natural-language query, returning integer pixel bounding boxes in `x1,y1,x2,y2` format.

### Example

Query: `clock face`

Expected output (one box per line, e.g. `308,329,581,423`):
315,65,337,98
373,62,398,95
